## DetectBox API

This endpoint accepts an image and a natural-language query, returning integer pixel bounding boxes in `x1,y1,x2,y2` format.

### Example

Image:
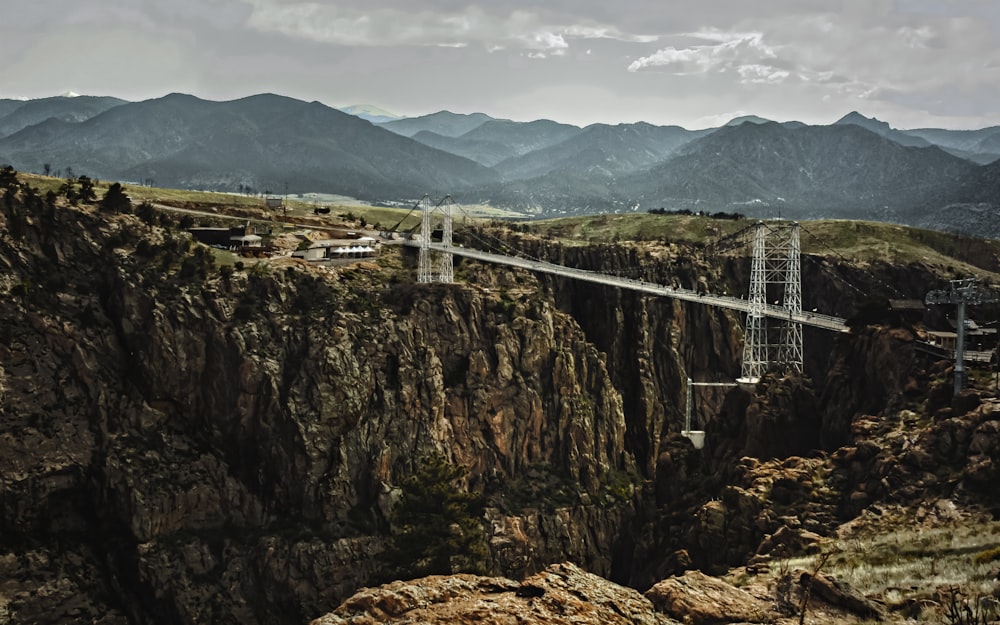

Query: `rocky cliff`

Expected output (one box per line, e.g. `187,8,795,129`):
1,177,999,625
0,185,649,624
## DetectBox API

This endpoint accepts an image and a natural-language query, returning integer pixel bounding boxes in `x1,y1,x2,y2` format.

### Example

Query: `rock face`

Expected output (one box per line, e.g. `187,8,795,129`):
0,192,646,623
312,562,677,625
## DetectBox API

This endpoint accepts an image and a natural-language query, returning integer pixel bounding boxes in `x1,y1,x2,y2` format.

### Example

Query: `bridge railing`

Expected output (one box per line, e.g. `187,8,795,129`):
412,241,849,333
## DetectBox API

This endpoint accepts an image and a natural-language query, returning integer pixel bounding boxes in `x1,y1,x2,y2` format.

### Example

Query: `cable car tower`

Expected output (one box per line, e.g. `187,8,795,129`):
926,277,999,396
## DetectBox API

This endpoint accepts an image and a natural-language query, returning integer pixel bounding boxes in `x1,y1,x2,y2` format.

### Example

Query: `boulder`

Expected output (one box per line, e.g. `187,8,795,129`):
644,570,772,624
312,562,677,625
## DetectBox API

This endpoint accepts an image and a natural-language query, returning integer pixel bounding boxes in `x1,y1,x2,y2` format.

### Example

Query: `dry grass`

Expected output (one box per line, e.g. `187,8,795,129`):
14,173,517,232
766,506,1000,619
526,214,1000,282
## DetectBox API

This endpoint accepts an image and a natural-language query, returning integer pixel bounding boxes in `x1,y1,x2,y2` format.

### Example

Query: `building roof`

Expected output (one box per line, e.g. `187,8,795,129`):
889,299,925,311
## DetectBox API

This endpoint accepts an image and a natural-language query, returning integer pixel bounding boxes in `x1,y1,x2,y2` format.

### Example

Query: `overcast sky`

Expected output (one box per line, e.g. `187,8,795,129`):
3,0,999,129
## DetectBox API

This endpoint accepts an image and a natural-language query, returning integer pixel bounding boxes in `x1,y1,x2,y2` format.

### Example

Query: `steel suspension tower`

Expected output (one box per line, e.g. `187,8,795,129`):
417,195,454,283
739,220,802,384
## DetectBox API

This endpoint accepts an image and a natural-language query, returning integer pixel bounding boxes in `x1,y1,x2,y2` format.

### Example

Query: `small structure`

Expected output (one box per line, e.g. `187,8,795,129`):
188,227,231,247
190,223,264,250
926,320,997,353
265,196,284,210
291,237,380,262
230,233,263,248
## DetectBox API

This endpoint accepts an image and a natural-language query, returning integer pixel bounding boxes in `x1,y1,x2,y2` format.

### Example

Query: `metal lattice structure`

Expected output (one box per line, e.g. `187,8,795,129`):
925,277,1000,396
739,221,802,383
417,195,454,283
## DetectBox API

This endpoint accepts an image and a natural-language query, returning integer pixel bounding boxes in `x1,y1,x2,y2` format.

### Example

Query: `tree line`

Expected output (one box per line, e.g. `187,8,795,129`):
647,207,745,220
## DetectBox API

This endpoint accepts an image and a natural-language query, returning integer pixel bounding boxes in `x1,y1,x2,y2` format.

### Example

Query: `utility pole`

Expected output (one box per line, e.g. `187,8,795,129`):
926,278,1000,396
994,321,999,395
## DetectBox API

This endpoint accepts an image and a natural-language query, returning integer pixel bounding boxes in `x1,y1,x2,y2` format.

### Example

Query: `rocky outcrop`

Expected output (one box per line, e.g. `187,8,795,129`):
312,562,891,625
645,570,771,624
311,562,677,625
818,326,920,449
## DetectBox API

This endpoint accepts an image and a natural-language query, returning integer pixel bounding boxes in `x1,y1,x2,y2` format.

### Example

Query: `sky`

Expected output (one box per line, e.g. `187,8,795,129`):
3,0,1000,130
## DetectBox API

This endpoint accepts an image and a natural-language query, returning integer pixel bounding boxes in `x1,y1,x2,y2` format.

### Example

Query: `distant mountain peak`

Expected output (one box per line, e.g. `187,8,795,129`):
725,115,773,126
339,104,401,123
59,91,81,98
835,111,892,132
379,110,496,138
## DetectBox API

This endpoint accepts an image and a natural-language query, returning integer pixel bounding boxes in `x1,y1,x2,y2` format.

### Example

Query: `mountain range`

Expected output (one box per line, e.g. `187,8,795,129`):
1,93,999,236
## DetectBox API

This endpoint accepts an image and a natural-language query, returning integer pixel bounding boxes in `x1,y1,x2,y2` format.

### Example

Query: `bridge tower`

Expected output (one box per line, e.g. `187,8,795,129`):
418,195,454,283
739,221,802,384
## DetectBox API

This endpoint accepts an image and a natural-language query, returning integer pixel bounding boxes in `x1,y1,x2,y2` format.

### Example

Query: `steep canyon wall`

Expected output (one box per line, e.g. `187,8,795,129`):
0,194,972,624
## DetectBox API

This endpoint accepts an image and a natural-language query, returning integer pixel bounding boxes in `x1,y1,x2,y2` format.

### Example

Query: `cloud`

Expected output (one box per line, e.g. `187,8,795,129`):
737,64,790,84
243,1,656,54
4,0,999,129
627,11,1000,115
561,24,659,43
627,30,778,77
520,30,568,52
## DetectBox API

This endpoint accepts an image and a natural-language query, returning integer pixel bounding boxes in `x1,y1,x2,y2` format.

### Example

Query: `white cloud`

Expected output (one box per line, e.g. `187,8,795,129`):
627,31,778,74
737,64,790,84
626,11,1000,120
561,25,659,43
521,30,569,52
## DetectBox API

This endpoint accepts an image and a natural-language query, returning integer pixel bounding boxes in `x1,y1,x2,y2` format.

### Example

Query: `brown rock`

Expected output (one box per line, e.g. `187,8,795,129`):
312,562,678,625
644,570,772,624
800,571,884,620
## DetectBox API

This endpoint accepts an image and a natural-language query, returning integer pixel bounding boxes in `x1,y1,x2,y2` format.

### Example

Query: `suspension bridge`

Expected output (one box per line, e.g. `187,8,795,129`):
390,195,851,386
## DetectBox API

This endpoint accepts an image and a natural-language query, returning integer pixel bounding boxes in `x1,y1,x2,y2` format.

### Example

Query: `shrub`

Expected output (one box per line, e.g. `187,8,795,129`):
136,201,158,225
973,546,1000,565
0,165,18,190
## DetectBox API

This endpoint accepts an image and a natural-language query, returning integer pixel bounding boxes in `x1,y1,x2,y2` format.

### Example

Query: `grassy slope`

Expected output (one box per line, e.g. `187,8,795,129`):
528,213,1000,282
18,172,524,233
24,171,997,280
734,506,1000,621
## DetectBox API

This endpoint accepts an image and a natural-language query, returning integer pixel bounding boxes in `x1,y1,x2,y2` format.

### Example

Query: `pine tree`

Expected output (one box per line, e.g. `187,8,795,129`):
100,182,132,214
382,453,488,580
78,176,97,204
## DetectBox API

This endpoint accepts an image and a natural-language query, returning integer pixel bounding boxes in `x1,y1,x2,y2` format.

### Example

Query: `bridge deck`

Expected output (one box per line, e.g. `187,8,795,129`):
409,242,849,333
